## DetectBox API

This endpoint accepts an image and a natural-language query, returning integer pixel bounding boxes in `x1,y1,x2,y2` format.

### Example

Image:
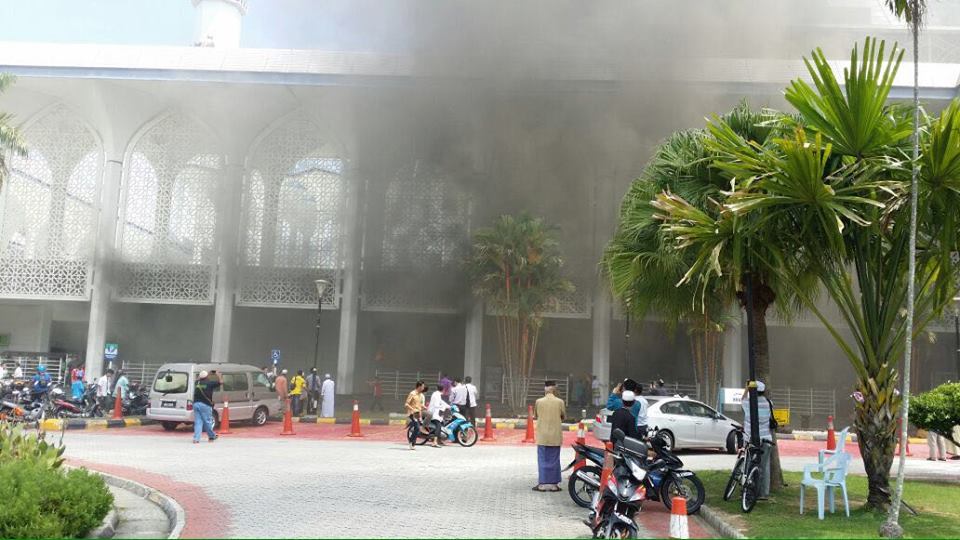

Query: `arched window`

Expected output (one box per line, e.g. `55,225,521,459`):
0,105,101,299
238,117,345,307
116,114,222,303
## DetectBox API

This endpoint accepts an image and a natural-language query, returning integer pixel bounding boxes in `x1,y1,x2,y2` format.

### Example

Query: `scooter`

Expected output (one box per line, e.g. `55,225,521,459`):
50,384,103,418
407,405,479,447
584,428,646,539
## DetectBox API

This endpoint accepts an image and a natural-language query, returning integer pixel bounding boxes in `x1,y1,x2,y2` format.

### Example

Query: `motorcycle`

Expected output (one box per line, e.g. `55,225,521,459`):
123,383,149,416
407,405,479,447
566,426,704,514
0,388,47,425
584,428,646,539
50,384,103,418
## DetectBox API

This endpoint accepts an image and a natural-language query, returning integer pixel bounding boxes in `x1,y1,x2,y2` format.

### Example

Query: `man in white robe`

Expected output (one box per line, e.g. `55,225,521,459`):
320,374,335,417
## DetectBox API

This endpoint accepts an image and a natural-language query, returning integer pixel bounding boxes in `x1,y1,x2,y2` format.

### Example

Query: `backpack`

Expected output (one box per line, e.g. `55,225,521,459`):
766,397,778,431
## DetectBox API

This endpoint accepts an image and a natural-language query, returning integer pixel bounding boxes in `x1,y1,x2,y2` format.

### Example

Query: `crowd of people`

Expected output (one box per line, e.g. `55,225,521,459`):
566,374,673,409
262,366,336,418
0,361,133,410
403,374,479,449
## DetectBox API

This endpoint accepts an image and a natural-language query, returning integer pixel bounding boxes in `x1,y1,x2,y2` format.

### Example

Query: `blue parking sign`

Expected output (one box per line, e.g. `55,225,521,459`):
271,349,280,365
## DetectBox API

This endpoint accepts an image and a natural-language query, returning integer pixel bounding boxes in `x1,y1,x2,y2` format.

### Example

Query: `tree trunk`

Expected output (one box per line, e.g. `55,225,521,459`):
858,374,900,511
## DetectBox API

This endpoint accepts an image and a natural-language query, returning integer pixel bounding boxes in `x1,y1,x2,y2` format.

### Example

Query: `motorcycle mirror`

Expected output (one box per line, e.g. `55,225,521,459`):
611,428,625,443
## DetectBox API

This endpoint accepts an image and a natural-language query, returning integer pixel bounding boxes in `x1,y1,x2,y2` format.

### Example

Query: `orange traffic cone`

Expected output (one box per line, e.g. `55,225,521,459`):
576,420,586,446
280,398,296,436
522,404,536,443
669,496,689,538
348,400,364,437
112,392,123,420
481,403,496,442
219,401,232,434
598,441,614,496
826,415,836,451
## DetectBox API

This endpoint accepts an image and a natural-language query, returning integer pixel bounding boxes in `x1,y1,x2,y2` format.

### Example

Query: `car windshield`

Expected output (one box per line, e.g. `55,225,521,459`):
153,371,188,394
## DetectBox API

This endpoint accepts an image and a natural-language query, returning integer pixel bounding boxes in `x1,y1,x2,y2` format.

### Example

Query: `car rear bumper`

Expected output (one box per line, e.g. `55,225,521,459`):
146,409,193,423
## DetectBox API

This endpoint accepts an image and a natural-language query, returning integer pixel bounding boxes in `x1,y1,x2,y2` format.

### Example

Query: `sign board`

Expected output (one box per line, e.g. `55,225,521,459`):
104,343,118,360
722,388,745,405
773,408,790,427
271,349,281,365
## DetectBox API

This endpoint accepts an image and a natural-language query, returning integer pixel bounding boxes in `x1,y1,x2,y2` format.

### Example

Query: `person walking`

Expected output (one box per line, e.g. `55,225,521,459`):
320,373,335,418
306,368,321,415
609,390,640,439
367,376,384,412
427,384,450,447
405,381,427,450
741,380,774,498
192,370,222,444
534,380,566,492
114,370,130,400
464,376,479,426
289,370,306,417
96,369,114,411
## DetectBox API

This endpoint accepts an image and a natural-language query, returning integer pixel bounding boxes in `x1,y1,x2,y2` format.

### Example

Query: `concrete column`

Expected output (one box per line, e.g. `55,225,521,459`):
592,290,612,395
722,306,744,389
36,304,53,352
210,160,243,363
463,301,483,380
336,169,362,395
84,157,123,382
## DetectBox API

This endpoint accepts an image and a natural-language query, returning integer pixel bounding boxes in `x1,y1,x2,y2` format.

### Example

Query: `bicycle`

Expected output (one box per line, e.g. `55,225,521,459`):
723,429,773,513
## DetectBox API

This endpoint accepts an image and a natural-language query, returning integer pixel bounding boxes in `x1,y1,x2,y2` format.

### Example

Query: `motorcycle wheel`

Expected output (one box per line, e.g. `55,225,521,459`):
456,426,479,447
54,407,70,419
605,523,636,539
660,474,705,515
568,465,601,508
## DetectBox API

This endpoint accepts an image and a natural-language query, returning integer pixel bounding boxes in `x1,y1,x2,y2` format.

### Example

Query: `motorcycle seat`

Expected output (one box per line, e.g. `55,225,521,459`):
620,436,649,457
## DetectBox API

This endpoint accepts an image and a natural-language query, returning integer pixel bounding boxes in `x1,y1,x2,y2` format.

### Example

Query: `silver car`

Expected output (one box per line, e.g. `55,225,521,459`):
592,395,742,453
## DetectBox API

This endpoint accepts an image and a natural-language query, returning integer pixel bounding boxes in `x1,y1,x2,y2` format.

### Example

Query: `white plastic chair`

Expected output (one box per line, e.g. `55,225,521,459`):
818,426,851,465
800,452,851,520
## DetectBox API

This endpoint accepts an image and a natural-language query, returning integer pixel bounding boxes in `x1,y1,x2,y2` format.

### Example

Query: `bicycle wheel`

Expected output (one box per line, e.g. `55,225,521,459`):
723,455,744,501
740,465,760,513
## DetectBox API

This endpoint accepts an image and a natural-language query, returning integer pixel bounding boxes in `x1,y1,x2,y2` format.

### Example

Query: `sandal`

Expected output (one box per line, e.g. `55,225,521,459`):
532,485,547,492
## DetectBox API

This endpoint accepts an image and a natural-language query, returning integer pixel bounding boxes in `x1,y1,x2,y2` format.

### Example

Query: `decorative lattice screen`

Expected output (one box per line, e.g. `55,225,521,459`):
362,160,469,313
0,105,101,299
238,117,345,308
115,114,222,304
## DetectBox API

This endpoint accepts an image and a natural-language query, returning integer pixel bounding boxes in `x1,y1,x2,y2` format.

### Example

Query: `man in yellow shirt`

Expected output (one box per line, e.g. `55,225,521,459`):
534,380,566,492
289,370,307,417
404,381,427,450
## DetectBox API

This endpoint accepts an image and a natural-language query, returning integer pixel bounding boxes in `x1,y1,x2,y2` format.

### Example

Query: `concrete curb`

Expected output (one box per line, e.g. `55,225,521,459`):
91,470,186,539
86,506,119,538
280,415,592,430
698,504,746,539
41,417,155,431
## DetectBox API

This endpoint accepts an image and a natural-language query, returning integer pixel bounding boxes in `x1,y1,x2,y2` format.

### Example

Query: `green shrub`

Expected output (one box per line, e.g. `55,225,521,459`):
911,382,960,445
0,460,113,538
0,421,65,469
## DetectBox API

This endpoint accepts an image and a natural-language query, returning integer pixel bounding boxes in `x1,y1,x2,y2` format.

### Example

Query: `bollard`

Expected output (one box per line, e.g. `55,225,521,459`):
576,420,586,446
112,392,123,420
219,401,232,434
669,496,689,539
522,404,536,443
826,415,836,451
481,403,497,442
280,398,296,436
348,400,364,437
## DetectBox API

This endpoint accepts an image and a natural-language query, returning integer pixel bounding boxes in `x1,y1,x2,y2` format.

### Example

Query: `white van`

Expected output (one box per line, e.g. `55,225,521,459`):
146,363,281,431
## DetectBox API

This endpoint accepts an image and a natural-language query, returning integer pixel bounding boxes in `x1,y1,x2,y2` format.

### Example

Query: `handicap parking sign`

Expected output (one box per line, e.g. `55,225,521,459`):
271,349,280,365
104,343,118,360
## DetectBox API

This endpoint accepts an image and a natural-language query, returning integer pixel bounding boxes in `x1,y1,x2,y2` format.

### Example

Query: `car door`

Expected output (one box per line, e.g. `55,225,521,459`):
685,401,725,447
221,372,252,420
657,400,696,448
251,371,278,415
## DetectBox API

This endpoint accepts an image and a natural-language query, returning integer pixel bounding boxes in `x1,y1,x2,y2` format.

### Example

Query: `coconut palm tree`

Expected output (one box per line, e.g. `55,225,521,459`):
882,1,926,535
466,213,574,413
0,74,27,190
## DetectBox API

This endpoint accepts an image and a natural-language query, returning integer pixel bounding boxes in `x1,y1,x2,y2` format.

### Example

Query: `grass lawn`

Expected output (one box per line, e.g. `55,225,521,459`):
699,470,960,539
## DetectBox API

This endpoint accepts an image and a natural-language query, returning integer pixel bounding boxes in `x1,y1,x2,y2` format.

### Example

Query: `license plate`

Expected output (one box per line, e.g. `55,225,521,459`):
678,471,694,477
161,400,176,408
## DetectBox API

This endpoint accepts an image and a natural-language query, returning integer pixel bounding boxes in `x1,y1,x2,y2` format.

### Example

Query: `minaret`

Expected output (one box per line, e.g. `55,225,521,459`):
191,0,247,48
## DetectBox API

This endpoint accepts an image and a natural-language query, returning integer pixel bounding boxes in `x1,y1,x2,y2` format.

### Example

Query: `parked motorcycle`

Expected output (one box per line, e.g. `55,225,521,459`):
50,384,103,418
123,383,149,416
584,428,647,539
0,388,46,425
407,405,479,447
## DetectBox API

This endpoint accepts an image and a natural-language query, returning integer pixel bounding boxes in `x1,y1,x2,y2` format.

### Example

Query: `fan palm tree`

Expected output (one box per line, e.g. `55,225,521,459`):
466,213,574,413
0,74,28,190
882,1,926,535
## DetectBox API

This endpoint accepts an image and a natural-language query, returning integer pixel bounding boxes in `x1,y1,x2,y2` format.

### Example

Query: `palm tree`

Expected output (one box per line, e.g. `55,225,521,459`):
660,37,960,511
882,1,926,535
0,74,28,190
466,213,574,413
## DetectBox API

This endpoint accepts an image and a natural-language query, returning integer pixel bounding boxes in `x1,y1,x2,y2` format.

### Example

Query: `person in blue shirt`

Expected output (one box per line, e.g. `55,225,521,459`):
607,378,641,418
32,365,53,399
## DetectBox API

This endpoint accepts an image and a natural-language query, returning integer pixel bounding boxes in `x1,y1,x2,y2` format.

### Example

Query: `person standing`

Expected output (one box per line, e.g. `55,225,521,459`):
289,370,306,417
439,373,452,403
13,363,23,380
114,370,130,400
32,365,53,399
306,368,322,415
427,384,450,447
741,380,774,498
591,375,602,407
927,430,948,461
367,376,384,412
96,369,114,411
606,378,641,418
450,378,467,416
405,381,427,450
275,369,289,404
609,390,640,439
464,376,479,426
534,380,566,492
70,364,86,401
192,370,222,443
320,373,335,418
0,363,6,381
635,386,649,436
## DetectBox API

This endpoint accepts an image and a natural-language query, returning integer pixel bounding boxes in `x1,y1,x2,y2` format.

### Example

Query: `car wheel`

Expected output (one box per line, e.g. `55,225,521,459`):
656,429,675,452
161,421,179,432
253,406,268,426
725,430,741,454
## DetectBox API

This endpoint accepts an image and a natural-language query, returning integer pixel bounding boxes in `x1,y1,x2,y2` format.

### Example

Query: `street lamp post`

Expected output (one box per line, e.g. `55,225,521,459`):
953,296,960,380
312,279,331,413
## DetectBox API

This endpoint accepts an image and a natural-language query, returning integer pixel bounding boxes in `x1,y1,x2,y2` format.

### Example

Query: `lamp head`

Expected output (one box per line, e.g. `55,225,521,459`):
315,279,332,298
